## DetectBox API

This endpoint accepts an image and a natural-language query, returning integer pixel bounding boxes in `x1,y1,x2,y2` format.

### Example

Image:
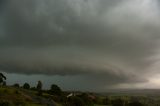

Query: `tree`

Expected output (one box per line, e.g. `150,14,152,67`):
49,84,62,95
23,83,30,89
0,73,6,85
37,81,42,90
36,81,42,96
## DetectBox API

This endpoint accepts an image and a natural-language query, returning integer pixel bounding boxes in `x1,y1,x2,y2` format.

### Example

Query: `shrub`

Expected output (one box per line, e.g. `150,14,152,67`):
0,100,12,106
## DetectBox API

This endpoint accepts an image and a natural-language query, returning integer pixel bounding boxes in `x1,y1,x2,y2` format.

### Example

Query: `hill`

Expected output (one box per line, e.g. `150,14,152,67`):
0,86,57,106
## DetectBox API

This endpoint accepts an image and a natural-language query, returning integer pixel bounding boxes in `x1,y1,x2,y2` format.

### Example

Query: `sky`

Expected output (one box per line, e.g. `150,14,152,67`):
1,0,160,91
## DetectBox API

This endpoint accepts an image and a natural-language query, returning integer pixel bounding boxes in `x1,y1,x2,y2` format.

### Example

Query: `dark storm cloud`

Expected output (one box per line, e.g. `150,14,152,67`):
0,0,160,89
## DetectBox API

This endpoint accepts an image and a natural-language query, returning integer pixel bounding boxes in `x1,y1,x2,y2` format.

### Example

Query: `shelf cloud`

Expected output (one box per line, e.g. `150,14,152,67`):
0,0,160,90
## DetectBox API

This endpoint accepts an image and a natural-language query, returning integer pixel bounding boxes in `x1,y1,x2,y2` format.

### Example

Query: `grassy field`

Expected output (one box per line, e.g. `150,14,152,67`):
0,86,54,106
2,86,160,106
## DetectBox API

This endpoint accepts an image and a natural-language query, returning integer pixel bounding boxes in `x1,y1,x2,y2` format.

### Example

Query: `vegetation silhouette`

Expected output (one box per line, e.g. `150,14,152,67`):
37,80,42,96
49,84,62,95
0,73,6,85
23,83,30,89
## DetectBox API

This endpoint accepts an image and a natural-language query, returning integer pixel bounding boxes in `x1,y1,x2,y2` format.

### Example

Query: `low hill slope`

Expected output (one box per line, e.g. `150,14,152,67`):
0,86,57,106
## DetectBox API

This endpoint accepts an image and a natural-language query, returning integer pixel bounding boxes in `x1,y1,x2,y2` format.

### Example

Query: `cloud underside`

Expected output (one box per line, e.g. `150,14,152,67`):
0,0,160,89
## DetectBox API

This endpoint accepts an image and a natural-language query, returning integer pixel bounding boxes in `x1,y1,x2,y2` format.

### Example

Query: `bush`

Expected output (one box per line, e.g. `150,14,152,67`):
36,81,42,96
0,100,12,106
36,81,42,90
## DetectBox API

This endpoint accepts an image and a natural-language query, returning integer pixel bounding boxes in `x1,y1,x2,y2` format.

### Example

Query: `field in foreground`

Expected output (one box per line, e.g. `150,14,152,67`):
1,86,160,106
0,86,57,106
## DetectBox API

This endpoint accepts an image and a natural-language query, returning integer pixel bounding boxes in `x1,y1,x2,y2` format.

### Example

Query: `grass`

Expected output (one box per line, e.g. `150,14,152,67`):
3,86,160,106
0,86,46,106
25,103,45,106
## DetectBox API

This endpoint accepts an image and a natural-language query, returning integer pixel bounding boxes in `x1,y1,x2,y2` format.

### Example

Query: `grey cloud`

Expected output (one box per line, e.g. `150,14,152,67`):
0,0,160,89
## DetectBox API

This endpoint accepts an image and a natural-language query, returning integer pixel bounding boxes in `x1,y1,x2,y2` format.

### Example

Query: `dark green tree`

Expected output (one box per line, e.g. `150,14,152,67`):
23,83,30,89
37,81,42,90
0,73,6,85
49,84,62,95
36,81,42,96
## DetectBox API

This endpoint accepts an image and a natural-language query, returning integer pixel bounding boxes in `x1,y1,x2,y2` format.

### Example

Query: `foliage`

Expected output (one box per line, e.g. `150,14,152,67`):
0,100,12,106
36,81,42,96
0,86,47,106
0,73,6,85
23,83,30,89
36,81,42,90
49,84,62,95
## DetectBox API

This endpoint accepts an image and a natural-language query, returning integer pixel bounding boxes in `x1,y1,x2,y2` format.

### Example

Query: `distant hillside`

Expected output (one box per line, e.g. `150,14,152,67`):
101,89,160,96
